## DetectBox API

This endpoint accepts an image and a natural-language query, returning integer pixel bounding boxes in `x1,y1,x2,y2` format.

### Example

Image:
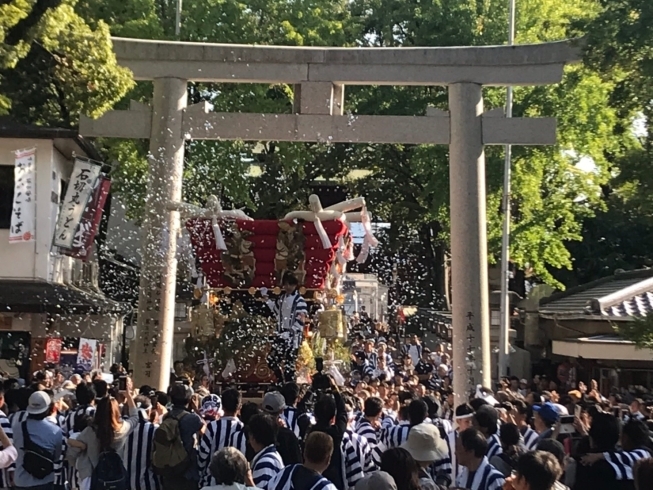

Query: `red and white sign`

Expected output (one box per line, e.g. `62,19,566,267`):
76,338,97,371
45,338,62,364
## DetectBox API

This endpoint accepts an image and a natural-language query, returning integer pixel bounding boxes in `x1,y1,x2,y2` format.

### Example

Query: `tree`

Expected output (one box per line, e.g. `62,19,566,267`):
556,0,653,344
547,0,653,291
338,0,620,301
0,0,133,126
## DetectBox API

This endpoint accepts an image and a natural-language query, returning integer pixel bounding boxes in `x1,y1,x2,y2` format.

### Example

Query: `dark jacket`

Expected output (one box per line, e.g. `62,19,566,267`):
277,425,302,465
306,391,348,490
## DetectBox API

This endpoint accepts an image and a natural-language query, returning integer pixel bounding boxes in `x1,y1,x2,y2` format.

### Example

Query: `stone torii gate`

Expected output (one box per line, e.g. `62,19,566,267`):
81,37,580,403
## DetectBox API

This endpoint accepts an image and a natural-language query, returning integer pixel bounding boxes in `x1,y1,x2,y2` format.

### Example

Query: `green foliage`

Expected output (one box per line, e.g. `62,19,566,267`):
550,0,653,294
0,0,133,126
617,316,653,351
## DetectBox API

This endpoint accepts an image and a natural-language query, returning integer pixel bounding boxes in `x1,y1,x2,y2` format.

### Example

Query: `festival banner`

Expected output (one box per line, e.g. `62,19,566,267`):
45,337,62,364
54,158,102,249
63,176,111,261
76,338,97,371
9,149,36,243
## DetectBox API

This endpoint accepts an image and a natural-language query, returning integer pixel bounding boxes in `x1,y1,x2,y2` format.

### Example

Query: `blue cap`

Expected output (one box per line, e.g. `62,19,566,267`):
533,402,560,424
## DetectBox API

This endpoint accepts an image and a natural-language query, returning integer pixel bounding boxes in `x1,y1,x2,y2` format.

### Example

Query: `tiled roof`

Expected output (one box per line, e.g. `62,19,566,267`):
603,291,653,317
539,269,653,319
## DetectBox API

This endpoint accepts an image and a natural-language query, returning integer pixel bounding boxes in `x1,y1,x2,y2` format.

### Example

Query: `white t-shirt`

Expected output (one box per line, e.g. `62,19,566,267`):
407,345,421,366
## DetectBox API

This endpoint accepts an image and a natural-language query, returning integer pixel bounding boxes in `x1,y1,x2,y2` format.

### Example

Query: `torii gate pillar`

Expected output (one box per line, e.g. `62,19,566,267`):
134,77,187,390
449,83,491,400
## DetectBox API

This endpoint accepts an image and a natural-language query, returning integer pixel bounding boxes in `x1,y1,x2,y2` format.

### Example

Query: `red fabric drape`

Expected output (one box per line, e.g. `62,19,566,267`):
186,218,348,289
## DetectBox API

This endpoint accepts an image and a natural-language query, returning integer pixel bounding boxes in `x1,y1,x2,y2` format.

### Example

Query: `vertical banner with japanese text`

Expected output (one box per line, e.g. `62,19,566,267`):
54,158,102,249
62,176,111,260
9,149,36,243
76,338,97,371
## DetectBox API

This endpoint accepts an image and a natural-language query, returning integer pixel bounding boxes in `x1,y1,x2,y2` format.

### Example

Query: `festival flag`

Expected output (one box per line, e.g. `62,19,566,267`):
63,176,111,261
45,338,62,364
9,149,36,243
54,158,102,249
76,338,97,371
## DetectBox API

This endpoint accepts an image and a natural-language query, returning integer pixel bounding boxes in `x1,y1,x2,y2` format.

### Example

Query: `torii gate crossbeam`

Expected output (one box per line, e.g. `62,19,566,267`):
81,37,581,405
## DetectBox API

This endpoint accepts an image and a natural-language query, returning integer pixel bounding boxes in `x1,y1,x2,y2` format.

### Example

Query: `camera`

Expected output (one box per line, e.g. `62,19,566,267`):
312,357,331,392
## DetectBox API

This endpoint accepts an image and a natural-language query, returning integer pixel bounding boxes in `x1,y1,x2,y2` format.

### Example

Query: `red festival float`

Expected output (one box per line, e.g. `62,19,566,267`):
179,195,377,384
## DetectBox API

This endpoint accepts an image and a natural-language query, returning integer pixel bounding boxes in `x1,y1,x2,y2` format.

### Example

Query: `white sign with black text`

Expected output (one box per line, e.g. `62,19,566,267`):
53,158,102,249
9,148,36,244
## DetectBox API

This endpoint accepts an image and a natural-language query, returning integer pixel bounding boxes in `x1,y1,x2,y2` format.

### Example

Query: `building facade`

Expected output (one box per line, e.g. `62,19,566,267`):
0,122,127,378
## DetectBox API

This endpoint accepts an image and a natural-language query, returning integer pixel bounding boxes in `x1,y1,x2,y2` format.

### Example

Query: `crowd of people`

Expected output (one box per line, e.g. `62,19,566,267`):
0,329,651,490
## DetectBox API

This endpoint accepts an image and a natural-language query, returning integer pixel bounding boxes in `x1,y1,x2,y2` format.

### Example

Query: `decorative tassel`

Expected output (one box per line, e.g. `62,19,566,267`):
344,240,354,261
357,237,371,263
212,216,227,251
361,206,379,247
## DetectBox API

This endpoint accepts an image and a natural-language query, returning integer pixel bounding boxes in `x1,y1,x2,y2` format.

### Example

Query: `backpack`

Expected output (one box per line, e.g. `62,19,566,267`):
91,449,129,490
21,421,54,480
152,411,190,477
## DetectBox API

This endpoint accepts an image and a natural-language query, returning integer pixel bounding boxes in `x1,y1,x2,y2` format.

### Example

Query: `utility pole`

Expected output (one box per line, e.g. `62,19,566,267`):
498,0,516,381
175,0,182,38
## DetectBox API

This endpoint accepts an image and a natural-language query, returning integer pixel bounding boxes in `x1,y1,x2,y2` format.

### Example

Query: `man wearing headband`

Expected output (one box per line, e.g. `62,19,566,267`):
444,404,476,484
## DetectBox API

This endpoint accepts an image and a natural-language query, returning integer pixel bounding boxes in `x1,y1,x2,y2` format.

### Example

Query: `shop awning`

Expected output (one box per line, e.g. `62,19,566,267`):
0,279,131,316
552,335,653,362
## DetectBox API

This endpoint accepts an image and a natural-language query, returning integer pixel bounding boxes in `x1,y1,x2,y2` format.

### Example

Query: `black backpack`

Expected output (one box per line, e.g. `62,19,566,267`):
21,421,54,479
91,449,129,490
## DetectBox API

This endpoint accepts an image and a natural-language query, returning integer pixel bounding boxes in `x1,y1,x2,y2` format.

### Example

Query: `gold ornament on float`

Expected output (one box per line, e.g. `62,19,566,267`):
193,305,215,337
273,286,281,295
248,287,256,295
223,287,232,295
299,286,307,295
318,308,343,339
336,294,345,305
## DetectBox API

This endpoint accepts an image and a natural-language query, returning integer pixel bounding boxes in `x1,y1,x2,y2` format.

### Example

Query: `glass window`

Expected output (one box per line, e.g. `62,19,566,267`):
0,166,14,229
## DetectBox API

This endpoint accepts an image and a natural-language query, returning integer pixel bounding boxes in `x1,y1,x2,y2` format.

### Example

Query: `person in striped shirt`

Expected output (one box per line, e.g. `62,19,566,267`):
474,405,503,460
344,428,374,474
512,400,538,451
580,418,652,483
264,273,308,383
354,397,382,446
228,402,260,461
373,399,428,467
266,432,338,490
247,414,284,488
351,352,374,381
124,396,161,490
280,383,311,439
455,428,505,490
199,389,243,487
